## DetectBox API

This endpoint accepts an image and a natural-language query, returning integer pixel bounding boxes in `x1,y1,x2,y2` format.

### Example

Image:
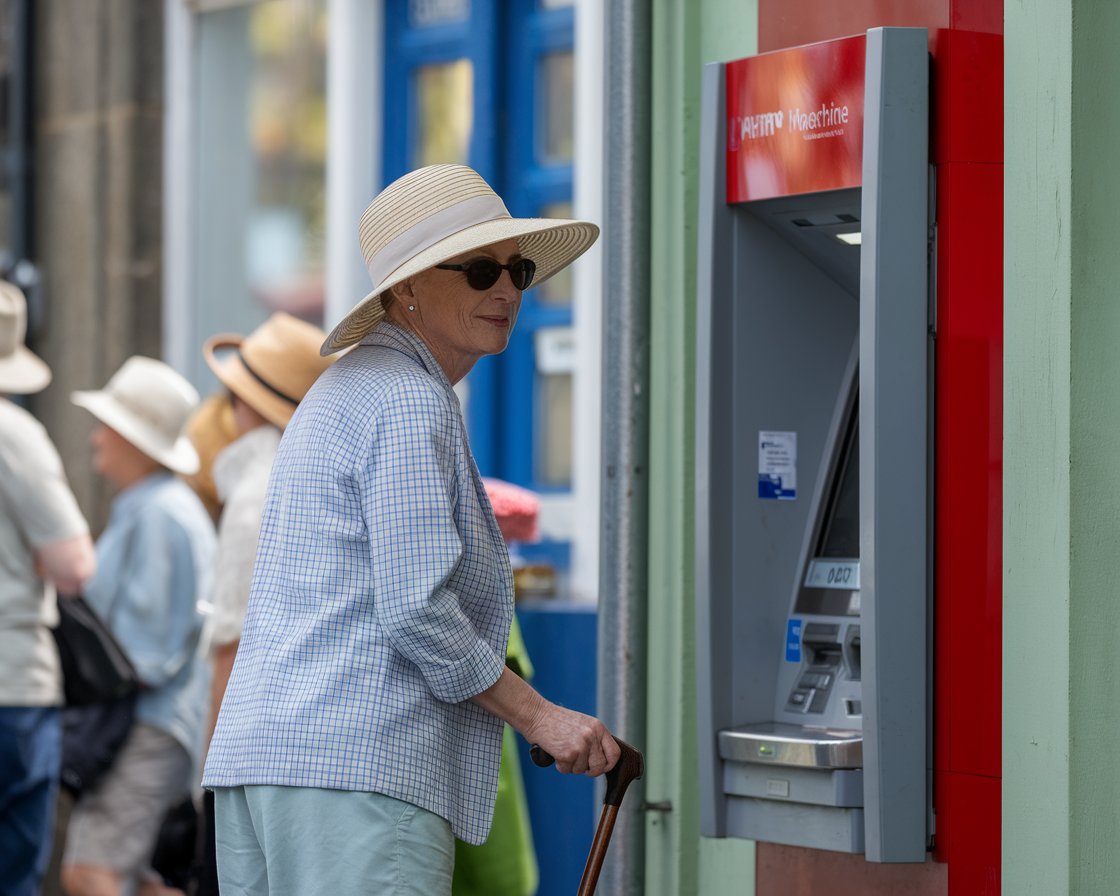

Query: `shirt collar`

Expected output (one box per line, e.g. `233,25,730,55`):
358,322,454,394
109,470,173,522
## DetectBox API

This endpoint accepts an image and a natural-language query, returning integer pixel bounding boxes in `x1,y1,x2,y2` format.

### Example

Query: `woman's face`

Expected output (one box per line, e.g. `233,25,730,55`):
402,238,525,384
90,423,160,489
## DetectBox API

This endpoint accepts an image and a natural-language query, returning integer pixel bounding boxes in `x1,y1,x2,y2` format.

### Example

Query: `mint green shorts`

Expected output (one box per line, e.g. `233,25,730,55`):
213,785,454,896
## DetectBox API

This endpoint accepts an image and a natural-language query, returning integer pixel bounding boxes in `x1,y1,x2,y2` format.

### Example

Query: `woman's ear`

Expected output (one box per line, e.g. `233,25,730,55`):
390,278,416,301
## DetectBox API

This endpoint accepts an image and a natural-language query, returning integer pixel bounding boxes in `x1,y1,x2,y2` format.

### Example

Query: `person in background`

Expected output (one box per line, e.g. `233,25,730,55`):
182,394,239,526
61,357,215,896
191,312,334,896
203,164,619,895
0,281,95,896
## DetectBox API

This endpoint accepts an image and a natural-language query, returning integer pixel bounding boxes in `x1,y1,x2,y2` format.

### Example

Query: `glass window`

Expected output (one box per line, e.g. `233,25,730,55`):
538,51,573,164
414,60,473,167
534,325,575,486
536,201,573,307
192,0,328,390
537,371,572,486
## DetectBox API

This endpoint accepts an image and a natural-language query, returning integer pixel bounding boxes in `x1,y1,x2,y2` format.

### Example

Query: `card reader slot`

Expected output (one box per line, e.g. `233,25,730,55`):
845,626,862,681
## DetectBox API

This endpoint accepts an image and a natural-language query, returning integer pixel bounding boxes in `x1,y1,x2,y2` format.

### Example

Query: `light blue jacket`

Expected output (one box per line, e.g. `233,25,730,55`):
86,473,215,765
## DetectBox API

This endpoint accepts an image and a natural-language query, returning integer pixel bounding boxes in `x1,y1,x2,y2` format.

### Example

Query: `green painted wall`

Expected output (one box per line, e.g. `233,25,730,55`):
644,2,757,895
1005,3,1120,894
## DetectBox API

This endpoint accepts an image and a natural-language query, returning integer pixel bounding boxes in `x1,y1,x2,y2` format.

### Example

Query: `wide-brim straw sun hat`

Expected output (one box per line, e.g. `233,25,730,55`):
204,312,334,430
321,164,600,355
0,280,52,395
71,356,202,475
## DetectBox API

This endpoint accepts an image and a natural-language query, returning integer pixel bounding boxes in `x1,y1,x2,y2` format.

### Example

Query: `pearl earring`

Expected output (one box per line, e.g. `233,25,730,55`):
408,304,416,312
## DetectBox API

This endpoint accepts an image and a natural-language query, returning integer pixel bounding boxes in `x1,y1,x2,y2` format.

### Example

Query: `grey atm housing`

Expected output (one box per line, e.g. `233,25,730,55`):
694,29,932,862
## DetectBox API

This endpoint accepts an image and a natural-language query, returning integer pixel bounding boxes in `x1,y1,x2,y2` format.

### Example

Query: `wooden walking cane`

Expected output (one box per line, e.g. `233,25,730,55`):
531,737,645,895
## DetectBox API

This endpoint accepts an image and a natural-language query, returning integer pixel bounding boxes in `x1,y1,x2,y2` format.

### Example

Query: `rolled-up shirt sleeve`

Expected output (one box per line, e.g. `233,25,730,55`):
361,385,504,703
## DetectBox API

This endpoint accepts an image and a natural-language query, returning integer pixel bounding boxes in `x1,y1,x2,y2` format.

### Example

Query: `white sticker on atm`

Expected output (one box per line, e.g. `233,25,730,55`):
758,430,797,500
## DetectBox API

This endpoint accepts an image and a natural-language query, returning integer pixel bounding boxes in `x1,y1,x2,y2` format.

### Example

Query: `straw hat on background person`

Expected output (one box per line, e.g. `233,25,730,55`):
321,164,599,355
204,312,335,430
0,280,51,395
71,356,201,475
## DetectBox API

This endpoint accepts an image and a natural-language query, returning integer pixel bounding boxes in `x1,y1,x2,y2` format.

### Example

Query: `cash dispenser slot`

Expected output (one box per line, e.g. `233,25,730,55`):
719,723,862,770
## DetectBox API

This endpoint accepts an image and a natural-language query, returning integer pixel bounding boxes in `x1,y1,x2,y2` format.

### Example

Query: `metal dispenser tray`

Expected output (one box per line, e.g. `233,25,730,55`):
719,722,863,769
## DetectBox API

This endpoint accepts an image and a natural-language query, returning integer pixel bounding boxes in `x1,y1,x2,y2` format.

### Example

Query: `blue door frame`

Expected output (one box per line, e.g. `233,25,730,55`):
383,0,575,495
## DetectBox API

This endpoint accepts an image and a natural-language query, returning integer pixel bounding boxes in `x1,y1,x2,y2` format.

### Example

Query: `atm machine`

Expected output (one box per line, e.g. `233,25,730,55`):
695,29,931,862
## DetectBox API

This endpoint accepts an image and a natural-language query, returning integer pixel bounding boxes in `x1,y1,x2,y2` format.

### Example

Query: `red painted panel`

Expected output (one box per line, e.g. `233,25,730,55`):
759,0,950,53
933,29,1004,164
939,772,1001,895
725,36,866,202
936,161,1003,780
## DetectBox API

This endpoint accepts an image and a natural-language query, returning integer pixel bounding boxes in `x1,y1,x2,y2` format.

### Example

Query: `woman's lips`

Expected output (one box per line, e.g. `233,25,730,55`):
480,315,510,328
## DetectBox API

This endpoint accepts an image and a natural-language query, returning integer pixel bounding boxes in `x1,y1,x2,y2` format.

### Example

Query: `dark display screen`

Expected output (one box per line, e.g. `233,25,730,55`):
795,402,860,617
817,414,859,559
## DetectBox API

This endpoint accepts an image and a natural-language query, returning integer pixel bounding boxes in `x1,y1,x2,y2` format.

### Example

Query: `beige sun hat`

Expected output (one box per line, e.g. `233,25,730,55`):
204,312,335,430
71,356,201,475
0,280,52,395
321,164,600,355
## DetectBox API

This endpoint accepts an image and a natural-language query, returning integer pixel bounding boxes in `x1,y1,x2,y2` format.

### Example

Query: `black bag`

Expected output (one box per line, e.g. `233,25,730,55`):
52,594,139,706
53,595,141,796
59,693,138,796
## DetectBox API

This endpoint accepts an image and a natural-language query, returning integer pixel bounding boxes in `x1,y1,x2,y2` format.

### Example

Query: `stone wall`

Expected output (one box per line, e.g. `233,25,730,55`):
29,0,165,530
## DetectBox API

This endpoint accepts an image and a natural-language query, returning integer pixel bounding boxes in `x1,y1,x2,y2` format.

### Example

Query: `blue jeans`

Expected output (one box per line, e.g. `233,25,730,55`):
0,707,61,896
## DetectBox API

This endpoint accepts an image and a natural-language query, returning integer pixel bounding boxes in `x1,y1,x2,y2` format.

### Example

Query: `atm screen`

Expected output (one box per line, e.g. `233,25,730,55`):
818,413,859,559
796,403,860,616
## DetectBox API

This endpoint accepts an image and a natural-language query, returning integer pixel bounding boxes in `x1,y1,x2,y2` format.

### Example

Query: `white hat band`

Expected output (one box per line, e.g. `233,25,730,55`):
365,194,510,289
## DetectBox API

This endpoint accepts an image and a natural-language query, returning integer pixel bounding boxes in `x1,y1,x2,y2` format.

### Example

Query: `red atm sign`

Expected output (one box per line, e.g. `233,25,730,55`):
726,34,866,203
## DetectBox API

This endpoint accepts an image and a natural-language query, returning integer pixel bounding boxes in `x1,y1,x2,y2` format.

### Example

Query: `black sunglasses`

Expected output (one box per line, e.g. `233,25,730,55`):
435,257,537,291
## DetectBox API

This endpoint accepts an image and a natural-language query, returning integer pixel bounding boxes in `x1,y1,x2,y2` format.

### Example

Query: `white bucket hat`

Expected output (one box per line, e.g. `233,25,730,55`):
321,164,600,355
0,280,52,395
71,356,202,475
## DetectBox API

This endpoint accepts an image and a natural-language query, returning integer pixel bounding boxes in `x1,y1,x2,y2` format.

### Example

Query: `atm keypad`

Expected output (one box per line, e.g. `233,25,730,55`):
786,666,839,714
788,688,815,711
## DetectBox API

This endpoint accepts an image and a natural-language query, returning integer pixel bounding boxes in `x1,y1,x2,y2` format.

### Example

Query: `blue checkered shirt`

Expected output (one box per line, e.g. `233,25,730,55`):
202,323,513,845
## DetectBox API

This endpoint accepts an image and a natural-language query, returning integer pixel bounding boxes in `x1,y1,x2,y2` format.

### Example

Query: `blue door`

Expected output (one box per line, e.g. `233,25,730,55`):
383,0,577,499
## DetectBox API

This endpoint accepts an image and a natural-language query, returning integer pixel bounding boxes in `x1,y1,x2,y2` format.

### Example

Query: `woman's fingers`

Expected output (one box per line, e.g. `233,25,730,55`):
532,707,620,777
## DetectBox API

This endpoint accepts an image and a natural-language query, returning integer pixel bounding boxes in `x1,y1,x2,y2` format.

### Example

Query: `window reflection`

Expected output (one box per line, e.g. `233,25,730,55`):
415,60,473,167
537,371,573,486
194,0,328,344
247,0,328,322
538,51,574,164
537,201,573,307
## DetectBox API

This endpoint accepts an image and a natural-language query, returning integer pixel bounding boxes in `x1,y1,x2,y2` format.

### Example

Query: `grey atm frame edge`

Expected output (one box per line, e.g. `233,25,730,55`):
694,27,930,863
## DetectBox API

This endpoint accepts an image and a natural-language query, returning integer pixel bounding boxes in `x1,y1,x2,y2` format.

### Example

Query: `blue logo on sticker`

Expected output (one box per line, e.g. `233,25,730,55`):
785,619,802,662
758,474,796,501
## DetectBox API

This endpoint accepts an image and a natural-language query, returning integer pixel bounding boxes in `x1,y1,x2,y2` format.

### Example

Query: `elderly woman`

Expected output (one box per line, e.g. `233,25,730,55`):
203,164,618,894
62,357,215,896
